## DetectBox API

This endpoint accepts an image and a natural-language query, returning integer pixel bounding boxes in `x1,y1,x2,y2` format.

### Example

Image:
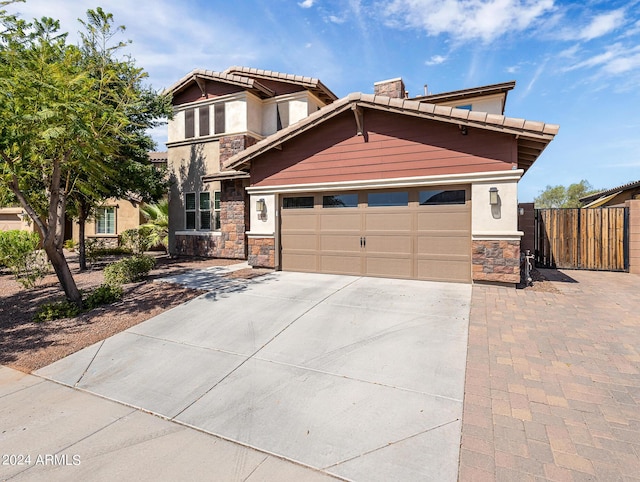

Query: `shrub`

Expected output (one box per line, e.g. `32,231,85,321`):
84,283,123,310
33,300,81,323
85,238,106,267
104,255,156,285
119,227,153,255
0,230,48,288
63,239,77,251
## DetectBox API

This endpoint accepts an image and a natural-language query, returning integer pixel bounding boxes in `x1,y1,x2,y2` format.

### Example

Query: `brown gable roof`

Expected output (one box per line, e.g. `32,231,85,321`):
579,179,640,203
224,66,338,104
164,69,275,99
412,81,516,104
224,92,559,174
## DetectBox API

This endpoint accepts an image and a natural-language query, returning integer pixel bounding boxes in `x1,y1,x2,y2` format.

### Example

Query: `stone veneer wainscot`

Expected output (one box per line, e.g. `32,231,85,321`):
472,240,520,284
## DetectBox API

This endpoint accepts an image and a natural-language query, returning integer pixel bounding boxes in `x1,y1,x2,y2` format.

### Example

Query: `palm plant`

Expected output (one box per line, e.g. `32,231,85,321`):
140,199,169,253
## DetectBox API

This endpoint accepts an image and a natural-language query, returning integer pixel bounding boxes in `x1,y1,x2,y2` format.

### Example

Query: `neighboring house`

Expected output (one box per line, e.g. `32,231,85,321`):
167,68,558,284
579,180,640,208
70,151,168,246
0,207,34,233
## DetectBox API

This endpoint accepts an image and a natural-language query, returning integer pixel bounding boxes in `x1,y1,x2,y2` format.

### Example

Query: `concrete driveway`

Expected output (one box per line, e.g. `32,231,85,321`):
34,271,471,481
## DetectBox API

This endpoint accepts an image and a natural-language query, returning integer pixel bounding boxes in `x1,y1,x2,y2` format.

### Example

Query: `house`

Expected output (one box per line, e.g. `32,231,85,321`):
166,68,559,284
579,180,640,208
0,207,34,233
70,151,168,247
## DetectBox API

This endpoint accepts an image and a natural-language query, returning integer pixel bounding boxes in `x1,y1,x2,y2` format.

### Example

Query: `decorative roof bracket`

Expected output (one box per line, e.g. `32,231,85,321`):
352,104,364,136
195,76,207,97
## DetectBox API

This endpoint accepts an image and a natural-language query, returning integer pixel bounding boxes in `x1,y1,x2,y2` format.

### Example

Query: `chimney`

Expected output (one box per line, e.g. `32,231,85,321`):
373,77,406,99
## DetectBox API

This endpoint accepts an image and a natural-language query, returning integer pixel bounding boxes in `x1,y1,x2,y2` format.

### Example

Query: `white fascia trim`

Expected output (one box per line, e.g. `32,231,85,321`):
175,231,222,237
172,92,249,113
263,91,310,105
472,231,523,240
247,232,275,238
246,169,524,195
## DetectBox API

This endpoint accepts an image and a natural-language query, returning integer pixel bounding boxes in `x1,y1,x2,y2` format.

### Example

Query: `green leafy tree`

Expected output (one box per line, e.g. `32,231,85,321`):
0,3,170,306
534,180,598,208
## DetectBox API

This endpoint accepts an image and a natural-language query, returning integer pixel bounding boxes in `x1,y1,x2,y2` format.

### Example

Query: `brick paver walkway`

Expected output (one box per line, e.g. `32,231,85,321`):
460,270,640,481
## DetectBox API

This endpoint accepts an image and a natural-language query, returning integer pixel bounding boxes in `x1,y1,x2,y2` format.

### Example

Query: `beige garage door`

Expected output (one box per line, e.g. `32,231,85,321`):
280,187,471,283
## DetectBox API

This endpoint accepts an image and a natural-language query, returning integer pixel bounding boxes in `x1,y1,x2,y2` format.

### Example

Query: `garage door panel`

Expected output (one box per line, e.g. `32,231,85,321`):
364,235,412,255
417,211,469,230
416,258,470,283
417,236,470,256
320,213,360,231
320,255,362,275
281,252,317,272
282,234,317,251
365,213,412,231
281,214,317,231
365,256,412,278
320,235,361,252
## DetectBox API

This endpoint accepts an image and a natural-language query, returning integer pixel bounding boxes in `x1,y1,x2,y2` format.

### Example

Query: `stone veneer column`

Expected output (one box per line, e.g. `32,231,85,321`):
248,236,275,268
472,240,520,284
218,179,248,259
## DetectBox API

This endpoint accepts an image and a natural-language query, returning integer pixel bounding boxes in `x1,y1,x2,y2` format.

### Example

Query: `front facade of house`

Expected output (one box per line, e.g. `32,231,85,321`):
167,69,558,284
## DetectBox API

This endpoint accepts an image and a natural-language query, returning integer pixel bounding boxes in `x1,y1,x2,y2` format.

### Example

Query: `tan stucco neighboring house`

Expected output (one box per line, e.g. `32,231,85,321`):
0,207,35,233
69,151,167,246
166,68,559,284
580,180,640,208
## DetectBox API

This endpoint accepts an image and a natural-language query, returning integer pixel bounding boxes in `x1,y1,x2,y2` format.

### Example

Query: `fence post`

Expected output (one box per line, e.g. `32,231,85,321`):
626,199,640,275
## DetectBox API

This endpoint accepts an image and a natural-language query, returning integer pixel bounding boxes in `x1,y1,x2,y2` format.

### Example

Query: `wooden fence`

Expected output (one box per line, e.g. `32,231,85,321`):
535,208,629,271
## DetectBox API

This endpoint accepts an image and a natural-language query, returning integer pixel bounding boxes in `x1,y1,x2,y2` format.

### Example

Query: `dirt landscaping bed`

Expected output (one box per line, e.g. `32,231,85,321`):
0,253,271,373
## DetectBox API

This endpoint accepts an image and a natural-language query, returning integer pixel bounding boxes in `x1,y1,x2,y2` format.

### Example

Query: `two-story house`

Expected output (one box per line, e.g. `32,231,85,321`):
166,68,558,285
165,67,337,260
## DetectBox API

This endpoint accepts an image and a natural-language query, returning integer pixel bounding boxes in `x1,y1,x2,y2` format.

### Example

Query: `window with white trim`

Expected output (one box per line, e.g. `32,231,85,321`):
213,191,221,230
185,193,197,229
96,207,116,234
185,191,220,231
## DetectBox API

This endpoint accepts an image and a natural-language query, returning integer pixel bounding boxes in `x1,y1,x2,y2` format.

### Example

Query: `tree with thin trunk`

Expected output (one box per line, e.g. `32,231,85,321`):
0,3,170,306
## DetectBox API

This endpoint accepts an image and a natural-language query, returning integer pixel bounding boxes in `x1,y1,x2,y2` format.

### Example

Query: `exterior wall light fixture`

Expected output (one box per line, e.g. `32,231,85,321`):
489,187,499,205
256,198,266,217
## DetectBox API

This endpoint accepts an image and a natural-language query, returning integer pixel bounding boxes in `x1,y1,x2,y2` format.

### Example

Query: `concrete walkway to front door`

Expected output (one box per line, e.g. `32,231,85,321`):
29,271,471,481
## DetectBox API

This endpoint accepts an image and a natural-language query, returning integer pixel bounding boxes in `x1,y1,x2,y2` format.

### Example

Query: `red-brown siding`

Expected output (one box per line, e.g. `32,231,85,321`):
251,110,517,186
174,81,245,105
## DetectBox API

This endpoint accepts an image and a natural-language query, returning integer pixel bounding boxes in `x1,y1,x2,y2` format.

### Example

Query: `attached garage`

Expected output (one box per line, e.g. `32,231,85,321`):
280,187,471,282
224,90,558,285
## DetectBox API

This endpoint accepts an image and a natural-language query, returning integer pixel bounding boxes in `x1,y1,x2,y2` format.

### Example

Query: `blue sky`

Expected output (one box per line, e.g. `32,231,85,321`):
6,0,640,201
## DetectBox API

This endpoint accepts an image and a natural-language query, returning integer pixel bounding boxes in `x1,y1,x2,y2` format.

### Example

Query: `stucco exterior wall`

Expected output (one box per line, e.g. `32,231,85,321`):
471,179,521,239
0,208,33,232
627,199,640,275
168,142,221,254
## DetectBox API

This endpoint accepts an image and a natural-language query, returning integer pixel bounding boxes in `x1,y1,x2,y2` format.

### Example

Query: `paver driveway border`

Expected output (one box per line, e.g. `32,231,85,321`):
29,269,472,481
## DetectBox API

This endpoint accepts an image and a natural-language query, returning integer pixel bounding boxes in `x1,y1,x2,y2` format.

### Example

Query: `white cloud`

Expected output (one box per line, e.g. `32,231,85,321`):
299,0,315,8
328,14,346,23
506,65,519,73
379,0,555,43
425,54,447,65
560,9,625,41
565,43,640,75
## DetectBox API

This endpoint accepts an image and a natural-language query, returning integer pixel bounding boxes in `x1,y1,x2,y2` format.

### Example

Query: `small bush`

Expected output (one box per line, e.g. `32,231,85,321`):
0,230,48,288
104,255,156,285
84,283,123,310
119,227,153,255
91,247,132,257
34,300,81,323
63,239,77,251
